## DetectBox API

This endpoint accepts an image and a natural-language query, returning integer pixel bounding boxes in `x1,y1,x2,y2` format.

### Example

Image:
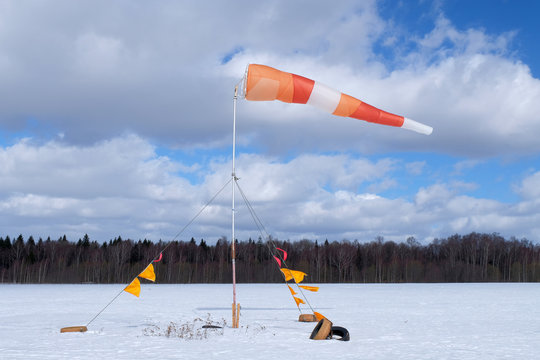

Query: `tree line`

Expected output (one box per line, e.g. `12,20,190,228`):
1,232,539,284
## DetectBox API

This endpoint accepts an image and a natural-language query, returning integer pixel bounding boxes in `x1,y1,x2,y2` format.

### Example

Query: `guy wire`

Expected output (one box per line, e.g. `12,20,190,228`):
234,179,316,314
85,178,232,327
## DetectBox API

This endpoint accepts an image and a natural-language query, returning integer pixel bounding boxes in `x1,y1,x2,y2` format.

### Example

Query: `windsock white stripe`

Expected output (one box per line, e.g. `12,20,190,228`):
402,117,433,135
306,82,342,114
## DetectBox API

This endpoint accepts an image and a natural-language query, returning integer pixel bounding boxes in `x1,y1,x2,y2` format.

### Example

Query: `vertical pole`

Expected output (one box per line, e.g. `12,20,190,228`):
231,85,238,328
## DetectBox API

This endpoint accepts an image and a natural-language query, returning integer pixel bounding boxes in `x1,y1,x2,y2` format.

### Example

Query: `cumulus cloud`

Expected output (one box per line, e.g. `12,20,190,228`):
224,10,540,157
1,1,540,243
0,135,202,239
517,171,540,199
1,135,539,242
0,0,538,157
0,136,417,241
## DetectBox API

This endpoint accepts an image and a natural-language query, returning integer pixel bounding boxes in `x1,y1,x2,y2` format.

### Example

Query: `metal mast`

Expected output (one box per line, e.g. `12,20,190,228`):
231,85,239,328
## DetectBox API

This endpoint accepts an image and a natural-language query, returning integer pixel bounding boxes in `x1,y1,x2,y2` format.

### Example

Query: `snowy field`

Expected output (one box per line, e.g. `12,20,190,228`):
1,283,539,359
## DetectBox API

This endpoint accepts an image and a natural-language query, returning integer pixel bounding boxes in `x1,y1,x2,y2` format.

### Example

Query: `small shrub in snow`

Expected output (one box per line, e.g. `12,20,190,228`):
143,314,226,340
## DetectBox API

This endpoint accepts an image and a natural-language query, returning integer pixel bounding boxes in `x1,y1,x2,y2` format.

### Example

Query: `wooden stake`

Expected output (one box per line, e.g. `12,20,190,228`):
60,326,87,333
232,303,237,328
232,303,241,328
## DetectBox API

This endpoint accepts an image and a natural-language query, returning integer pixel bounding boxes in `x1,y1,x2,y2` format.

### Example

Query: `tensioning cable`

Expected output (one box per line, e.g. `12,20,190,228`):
234,178,317,315
85,178,233,328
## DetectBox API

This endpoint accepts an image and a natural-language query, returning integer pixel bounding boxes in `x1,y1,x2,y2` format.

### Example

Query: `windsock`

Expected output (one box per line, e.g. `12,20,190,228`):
241,64,432,135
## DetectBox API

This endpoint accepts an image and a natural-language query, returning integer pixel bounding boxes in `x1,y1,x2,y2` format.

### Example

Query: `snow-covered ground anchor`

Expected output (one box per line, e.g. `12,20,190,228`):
310,318,333,340
309,318,350,341
298,314,317,322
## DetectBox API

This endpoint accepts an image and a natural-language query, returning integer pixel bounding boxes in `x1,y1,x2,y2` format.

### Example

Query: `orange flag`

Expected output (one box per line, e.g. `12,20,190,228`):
293,296,305,307
138,264,156,282
299,285,319,292
287,285,297,296
124,278,141,297
280,268,307,283
314,312,325,321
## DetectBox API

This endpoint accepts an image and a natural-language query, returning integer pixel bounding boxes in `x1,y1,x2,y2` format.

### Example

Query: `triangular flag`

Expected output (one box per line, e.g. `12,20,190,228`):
287,285,297,296
280,268,307,283
293,296,305,307
276,247,287,261
124,278,141,297
138,264,156,282
299,285,319,292
314,312,325,321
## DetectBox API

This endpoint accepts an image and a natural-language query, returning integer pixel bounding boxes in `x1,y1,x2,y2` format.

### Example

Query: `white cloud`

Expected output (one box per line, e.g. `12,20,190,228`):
0,135,406,241
0,0,536,157
517,171,540,199
0,134,191,199
223,13,540,157
1,135,539,242
73,33,127,78
1,1,540,243
366,178,398,193
406,161,426,176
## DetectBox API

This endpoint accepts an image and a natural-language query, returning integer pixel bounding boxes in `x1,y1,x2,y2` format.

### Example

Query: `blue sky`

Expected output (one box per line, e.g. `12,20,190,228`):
379,1,540,61
1,0,540,243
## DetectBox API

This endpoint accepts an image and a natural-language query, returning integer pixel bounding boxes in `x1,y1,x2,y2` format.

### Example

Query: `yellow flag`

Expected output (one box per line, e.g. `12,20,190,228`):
138,264,156,282
280,268,307,283
287,285,297,296
299,285,319,292
124,278,141,297
293,296,305,307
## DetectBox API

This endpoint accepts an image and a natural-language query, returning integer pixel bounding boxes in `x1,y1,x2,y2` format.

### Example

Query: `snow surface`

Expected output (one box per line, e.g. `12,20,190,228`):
1,283,539,359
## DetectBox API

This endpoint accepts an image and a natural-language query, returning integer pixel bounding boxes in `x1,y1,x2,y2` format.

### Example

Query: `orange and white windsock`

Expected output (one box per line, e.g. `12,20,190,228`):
240,64,432,135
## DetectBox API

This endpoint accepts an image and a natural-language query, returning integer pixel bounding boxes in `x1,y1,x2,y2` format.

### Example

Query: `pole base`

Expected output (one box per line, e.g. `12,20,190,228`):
232,303,240,328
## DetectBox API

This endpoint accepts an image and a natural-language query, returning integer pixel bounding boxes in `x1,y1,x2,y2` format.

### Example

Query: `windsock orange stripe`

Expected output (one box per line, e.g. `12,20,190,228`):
351,102,404,127
333,93,362,117
291,74,315,104
243,64,432,135
246,64,290,102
